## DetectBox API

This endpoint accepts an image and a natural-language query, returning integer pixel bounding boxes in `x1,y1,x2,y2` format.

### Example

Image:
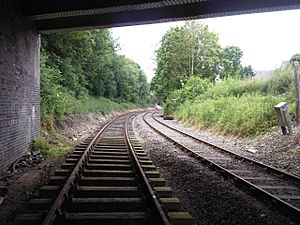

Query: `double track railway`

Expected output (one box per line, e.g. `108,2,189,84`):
14,112,192,225
143,111,300,223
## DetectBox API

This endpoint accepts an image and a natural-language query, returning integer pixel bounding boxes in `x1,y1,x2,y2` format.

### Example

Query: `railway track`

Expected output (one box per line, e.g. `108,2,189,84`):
142,111,300,223
14,112,193,225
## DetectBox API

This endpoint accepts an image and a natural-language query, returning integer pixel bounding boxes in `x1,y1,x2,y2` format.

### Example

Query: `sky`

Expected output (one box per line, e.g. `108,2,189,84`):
111,9,300,82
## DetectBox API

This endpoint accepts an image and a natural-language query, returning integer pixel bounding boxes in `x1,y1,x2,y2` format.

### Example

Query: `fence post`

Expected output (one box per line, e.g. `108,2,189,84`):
294,62,300,126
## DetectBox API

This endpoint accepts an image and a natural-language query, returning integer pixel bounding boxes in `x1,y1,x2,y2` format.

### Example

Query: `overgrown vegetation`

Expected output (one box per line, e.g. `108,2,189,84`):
39,29,151,157
165,65,295,136
151,21,255,102
32,138,71,157
150,20,296,136
41,29,150,120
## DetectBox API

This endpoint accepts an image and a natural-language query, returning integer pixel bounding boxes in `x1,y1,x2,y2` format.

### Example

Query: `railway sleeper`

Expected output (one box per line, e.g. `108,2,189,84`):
85,163,132,170
78,176,137,186
69,197,146,212
87,158,130,164
93,148,128,152
168,212,194,225
149,177,166,186
83,169,134,177
49,176,67,185
89,154,129,160
38,185,63,198
73,186,141,198
28,198,53,210
55,169,71,176
66,158,79,163
91,151,128,155
94,145,128,149
139,160,153,165
62,212,147,225
14,212,45,225
15,117,194,225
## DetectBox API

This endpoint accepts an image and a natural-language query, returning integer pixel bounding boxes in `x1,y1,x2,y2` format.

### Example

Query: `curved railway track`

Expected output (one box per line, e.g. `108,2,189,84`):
14,112,192,225
142,111,300,223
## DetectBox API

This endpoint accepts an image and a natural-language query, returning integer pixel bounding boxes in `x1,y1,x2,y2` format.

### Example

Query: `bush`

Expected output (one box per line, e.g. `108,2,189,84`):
32,138,71,157
66,97,139,115
164,77,212,114
165,68,295,136
176,94,293,136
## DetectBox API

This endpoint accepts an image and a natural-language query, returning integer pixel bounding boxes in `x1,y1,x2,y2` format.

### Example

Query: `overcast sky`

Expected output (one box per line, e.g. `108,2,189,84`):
111,9,300,82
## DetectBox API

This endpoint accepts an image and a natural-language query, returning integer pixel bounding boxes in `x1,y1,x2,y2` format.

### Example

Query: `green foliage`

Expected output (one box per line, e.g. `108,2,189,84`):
32,138,71,157
151,21,221,101
41,29,150,119
241,65,256,78
66,97,139,115
271,64,294,94
151,21,254,102
40,50,74,118
165,66,295,136
219,46,243,79
198,71,293,101
176,94,289,136
290,53,300,64
164,77,212,114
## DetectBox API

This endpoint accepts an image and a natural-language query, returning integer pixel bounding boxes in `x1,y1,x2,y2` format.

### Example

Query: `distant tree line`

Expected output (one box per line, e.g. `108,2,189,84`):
40,30,149,116
151,21,255,102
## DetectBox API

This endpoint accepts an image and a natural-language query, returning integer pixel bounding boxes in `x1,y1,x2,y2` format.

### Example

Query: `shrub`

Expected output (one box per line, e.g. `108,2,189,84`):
166,68,296,136
176,94,292,136
32,138,71,157
164,76,212,114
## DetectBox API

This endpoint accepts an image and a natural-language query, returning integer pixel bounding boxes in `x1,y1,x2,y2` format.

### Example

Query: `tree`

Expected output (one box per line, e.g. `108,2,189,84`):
151,21,221,101
290,53,300,64
219,46,243,79
40,29,150,118
241,65,256,78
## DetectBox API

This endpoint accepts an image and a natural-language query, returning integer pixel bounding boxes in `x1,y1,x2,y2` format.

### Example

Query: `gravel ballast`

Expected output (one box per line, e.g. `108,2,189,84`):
154,113,300,177
133,113,295,225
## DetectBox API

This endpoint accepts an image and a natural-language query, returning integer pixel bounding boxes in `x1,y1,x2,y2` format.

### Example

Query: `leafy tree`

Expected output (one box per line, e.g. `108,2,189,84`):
241,65,256,78
40,29,150,118
290,53,300,64
164,76,212,114
219,46,243,79
151,21,221,102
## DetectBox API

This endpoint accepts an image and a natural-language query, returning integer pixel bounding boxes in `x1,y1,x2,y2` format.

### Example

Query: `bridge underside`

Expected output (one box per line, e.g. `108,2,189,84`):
1,0,300,172
23,0,300,33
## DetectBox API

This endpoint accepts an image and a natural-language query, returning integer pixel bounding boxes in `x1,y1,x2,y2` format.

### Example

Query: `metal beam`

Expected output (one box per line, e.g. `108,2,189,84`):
21,0,300,33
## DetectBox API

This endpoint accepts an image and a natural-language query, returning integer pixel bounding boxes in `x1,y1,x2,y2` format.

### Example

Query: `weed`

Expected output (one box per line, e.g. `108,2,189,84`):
32,138,71,157
166,69,295,136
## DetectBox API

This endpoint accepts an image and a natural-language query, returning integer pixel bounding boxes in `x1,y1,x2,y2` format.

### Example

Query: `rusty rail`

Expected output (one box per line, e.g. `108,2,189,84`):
124,114,171,225
41,115,120,225
143,111,300,223
151,111,300,183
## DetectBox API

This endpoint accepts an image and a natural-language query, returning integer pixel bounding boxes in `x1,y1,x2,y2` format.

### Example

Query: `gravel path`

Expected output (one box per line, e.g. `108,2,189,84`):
133,113,295,225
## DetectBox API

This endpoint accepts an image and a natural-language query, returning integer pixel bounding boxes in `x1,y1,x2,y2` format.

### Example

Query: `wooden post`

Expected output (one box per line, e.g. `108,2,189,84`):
294,62,300,126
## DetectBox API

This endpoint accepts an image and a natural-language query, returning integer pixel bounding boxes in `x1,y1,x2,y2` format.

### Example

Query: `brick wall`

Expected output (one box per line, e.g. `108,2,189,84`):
0,1,40,172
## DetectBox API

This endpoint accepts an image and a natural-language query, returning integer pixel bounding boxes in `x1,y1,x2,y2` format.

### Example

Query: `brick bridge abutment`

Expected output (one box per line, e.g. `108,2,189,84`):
0,0,40,172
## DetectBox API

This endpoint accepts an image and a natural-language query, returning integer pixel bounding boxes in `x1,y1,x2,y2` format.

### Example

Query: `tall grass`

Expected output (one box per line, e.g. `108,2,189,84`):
176,94,294,136
66,97,138,115
167,67,295,136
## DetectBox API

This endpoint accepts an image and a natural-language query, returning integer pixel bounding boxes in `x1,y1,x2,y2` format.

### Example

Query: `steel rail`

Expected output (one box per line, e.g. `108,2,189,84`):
142,111,300,223
41,114,122,225
151,111,300,183
125,114,171,225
